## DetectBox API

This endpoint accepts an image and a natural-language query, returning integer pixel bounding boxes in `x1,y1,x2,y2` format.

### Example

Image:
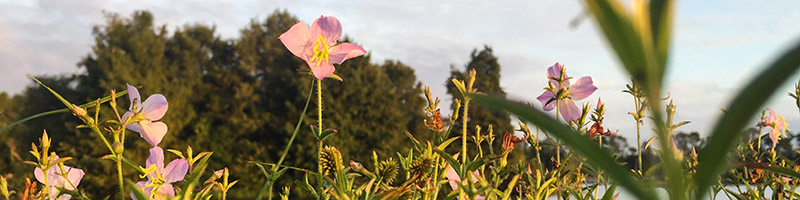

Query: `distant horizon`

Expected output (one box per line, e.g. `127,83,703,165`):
2,1,800,144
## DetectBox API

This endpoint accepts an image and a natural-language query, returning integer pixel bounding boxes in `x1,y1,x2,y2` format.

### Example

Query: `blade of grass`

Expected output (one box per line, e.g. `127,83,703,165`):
0,87,127,133
696,40,800,198
470,94,657,200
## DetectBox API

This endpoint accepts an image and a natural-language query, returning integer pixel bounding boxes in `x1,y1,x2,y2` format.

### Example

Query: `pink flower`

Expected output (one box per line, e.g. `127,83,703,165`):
536,62,597,122
122,84,169,146
762,108,789,148
132,147,189,200
444,153,485,200
279,16,367,80
34,155,84,200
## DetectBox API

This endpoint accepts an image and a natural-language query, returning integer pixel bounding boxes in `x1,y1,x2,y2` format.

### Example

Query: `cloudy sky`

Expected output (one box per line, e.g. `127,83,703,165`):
2,0,800,142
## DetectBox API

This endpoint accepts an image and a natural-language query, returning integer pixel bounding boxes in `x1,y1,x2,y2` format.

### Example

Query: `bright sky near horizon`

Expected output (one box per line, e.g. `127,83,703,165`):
2,0,800,144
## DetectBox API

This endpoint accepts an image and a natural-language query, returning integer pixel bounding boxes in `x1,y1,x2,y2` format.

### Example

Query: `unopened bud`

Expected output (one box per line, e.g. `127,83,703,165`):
73,104,88,117
113,142,124,155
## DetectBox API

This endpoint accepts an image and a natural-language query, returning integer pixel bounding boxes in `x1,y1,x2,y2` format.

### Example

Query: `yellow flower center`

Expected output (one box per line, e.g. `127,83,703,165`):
310,36,330,67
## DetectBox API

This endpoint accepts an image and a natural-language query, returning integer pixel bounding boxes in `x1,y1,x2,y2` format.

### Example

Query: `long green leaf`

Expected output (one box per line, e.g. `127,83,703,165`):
0,86,128,133
470,94,657,200
696,40,800,198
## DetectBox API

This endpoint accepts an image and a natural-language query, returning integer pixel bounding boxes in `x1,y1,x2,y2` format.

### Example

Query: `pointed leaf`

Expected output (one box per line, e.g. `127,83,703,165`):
696,40,800,198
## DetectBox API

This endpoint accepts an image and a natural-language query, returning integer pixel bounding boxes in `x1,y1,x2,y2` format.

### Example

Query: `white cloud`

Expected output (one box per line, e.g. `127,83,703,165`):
2,0,800,147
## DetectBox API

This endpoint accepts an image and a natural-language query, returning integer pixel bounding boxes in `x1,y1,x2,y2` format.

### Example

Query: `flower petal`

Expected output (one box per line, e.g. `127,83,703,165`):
62,167,84,190
279,21,312,60
770,128,780,147
127,84,142,112
569,76,597,100
328,43,366,64
559,99,581,123
126,121,143,134
310,16,342,43
309,61,336,80
147,147,165,172
536,91,556,111
131,181,151,200
141,94,168,120
547,62,568,87
139,121,168,146
34,167,46,184
163,158,189,183
444,164,459,190
155,183,176,198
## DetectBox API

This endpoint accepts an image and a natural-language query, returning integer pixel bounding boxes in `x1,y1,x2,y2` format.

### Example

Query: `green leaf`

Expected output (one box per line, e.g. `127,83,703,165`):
601,184,618,200
470,94,657,200
0,85,127,133
695,40,800,198
404,131,423,151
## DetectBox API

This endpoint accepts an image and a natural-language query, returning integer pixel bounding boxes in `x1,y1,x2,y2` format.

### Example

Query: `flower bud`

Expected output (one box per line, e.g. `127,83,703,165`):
113,142,124,155
73,104,88,118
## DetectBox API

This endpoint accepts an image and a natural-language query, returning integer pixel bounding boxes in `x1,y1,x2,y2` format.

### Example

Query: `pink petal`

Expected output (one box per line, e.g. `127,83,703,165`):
765,109,777,124
139,121,168,146
279,21,312,60
126,122,143,134
770,129,780,147
141,94,168,121
569,76,597,100
536,91,556,111
547,63,568,87
163,158,189,183
328,43,366,64
310,16,342,43
309,61,336,80
147,147,165,172
154,183,176,198
131,181,151,200
127,84,142,112
444,164,459,190
34,167,46,184
55,166,84,190
559,99,581,123
61,166,84,190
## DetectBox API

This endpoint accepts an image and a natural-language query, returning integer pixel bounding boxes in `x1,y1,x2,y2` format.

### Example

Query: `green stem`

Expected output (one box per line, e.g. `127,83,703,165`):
634,96,643,174
460,97,470,200
462,98,469,163
636,122,642,173
117,155,125,200
261,78,315,200
555,101,561,165
316,79,324,200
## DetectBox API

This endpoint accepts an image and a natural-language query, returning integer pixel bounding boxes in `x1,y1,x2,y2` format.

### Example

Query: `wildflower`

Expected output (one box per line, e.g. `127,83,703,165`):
762,108,789,148
34,155,84,200
279,16,367,80
502,133,528,150
536,62,597,122
444,162,485,200
587,98,618,137
122,84,169,146
132,147,188,200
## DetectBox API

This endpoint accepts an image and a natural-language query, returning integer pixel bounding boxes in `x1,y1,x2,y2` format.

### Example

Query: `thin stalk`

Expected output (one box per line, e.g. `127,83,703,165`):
555,101,561,165
260,78,315,200
462,98,469,164
634,96,643,174
460,97,470,200
117,156,124,200
316,79,324,200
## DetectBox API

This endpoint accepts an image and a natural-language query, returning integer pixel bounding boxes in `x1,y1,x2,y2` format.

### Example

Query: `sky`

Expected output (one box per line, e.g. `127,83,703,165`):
2,0,800,144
